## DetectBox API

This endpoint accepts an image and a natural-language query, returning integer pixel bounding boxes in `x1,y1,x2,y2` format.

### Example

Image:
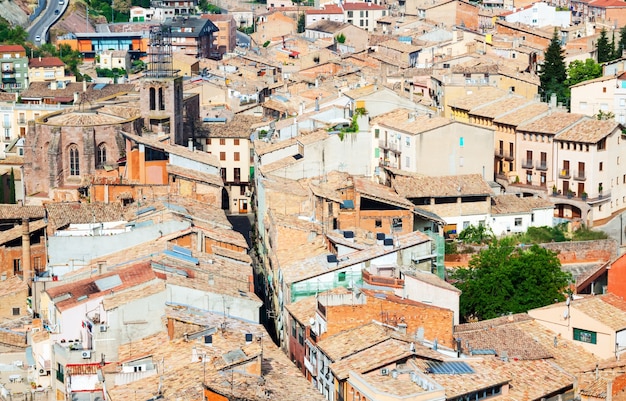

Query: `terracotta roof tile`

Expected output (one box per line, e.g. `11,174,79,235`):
0,205,45,220
29,57,65,68
317,322,390,361
470,96,530,119
0,45,26,53
392,174,492,198
206,114,268,139
555,118,619,144
517,112,586,134
372,108,450,135
110,309,326,401
493,102,549,126
45,202,125,231
491,195,554,215
447,88,508,111
46,262,157,311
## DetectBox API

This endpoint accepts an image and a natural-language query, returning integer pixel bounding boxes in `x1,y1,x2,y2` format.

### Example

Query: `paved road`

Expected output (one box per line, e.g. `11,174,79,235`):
27,0,67,45
227,214,253,249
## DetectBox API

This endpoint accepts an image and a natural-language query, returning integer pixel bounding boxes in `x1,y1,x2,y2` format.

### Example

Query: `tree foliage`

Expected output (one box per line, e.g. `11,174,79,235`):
335,33,346,44
539,30,568,106
0,17,28,44
618,25,626,58
199,0,221,13
597,28,614,63
451,238,572,321
458,224,494,245
297,13,305,33
566,58,602,87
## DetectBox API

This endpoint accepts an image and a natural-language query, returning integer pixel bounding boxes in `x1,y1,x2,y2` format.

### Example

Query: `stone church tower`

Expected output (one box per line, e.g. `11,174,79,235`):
139,26,184,146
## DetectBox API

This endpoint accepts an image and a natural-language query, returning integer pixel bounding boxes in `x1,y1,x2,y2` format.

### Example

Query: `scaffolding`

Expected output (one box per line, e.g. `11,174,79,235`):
145,25,175,78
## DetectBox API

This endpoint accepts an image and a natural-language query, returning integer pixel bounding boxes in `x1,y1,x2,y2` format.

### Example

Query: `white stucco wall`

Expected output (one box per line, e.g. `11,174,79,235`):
47,220,191,265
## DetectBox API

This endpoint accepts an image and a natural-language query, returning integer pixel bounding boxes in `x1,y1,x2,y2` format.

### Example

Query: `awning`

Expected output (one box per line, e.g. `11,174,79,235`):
53,96,74,103
1,78,16,83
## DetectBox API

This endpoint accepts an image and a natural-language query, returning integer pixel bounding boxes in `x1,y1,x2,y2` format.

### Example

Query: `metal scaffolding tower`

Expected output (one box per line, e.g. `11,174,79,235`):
145,25,175,78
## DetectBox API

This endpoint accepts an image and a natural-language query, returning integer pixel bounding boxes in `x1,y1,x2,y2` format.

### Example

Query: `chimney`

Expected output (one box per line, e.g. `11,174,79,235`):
83,80,87,92
39,56,41,62
21,218,31,286
73,92,80,104
188,138,194,151
397,323,407,334
550,93,557,109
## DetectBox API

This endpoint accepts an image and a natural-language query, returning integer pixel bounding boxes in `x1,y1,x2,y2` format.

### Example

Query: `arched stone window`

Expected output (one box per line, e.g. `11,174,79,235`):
149,87,156,110
97,143,107,168
158,87,165,110
69,145,80,176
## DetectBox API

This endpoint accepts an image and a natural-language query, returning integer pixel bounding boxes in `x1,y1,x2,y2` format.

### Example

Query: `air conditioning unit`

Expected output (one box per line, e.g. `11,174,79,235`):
81,351,91,359
245,191,251,197
38,368,48,376
381,368,389,376
99,325,107,332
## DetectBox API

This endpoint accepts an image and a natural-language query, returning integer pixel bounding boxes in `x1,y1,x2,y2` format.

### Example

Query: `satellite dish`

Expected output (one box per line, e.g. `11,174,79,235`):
309,318,315,326
563,309,569,319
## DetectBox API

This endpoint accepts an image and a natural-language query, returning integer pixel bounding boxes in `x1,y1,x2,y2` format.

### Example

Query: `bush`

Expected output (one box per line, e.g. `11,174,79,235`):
572,225,608,241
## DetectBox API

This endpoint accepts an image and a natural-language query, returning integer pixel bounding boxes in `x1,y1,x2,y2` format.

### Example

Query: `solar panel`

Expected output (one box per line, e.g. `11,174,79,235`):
93,83,107,90
471,349,497,355
94,274,122,292
172,245,192,257
163,249,199,265
426,361,475,375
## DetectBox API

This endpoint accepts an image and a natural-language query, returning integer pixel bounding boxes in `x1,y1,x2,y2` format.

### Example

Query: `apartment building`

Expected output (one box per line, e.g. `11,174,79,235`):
0,45,28,93
205,115,264,214
342,2,387,32
204,14,237,59
164,16,219,58
371,108,494,179
28,57,68,84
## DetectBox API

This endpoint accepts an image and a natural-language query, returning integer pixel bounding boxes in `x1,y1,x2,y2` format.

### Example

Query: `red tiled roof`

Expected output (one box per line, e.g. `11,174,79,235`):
46,262,157,311
589,0,626,8
0,45,26,53
306,4,343,14
342,2,387,10
29,57,65,68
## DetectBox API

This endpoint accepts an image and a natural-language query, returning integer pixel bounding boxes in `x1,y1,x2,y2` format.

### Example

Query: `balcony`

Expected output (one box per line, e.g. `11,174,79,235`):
378,139,401,153
559,169,571,179
573,170,586,181
362,269,404,289
18,118,25,124
2,122,10,128
535,161,548,171
495,149,505,158
503,151,514,161
521,159,534,169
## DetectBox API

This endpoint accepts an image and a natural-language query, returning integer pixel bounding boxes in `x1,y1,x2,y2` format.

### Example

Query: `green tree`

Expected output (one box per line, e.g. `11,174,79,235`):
335,33,346,44
618,25,626,58
539,30,568,106
451,238,572,321
566,58,602,87
458,224,495,244
597,28,613,63
0,17,28,44
596,110,615,120
8,168,15,205
297,13,305,33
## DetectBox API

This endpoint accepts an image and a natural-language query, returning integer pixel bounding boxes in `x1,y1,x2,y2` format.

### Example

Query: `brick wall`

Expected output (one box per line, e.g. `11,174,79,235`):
324,296,454,347
456,1,479,30
0,286,28,322
0,242,46,279
446,240,616,267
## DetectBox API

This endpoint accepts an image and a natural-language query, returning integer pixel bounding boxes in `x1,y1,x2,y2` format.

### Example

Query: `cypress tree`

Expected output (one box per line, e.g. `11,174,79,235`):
597,28,612,63
540,30,568,106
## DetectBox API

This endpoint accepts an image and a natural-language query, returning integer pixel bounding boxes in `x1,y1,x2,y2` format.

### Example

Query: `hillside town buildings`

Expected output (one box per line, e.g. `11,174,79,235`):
5,0,626,399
